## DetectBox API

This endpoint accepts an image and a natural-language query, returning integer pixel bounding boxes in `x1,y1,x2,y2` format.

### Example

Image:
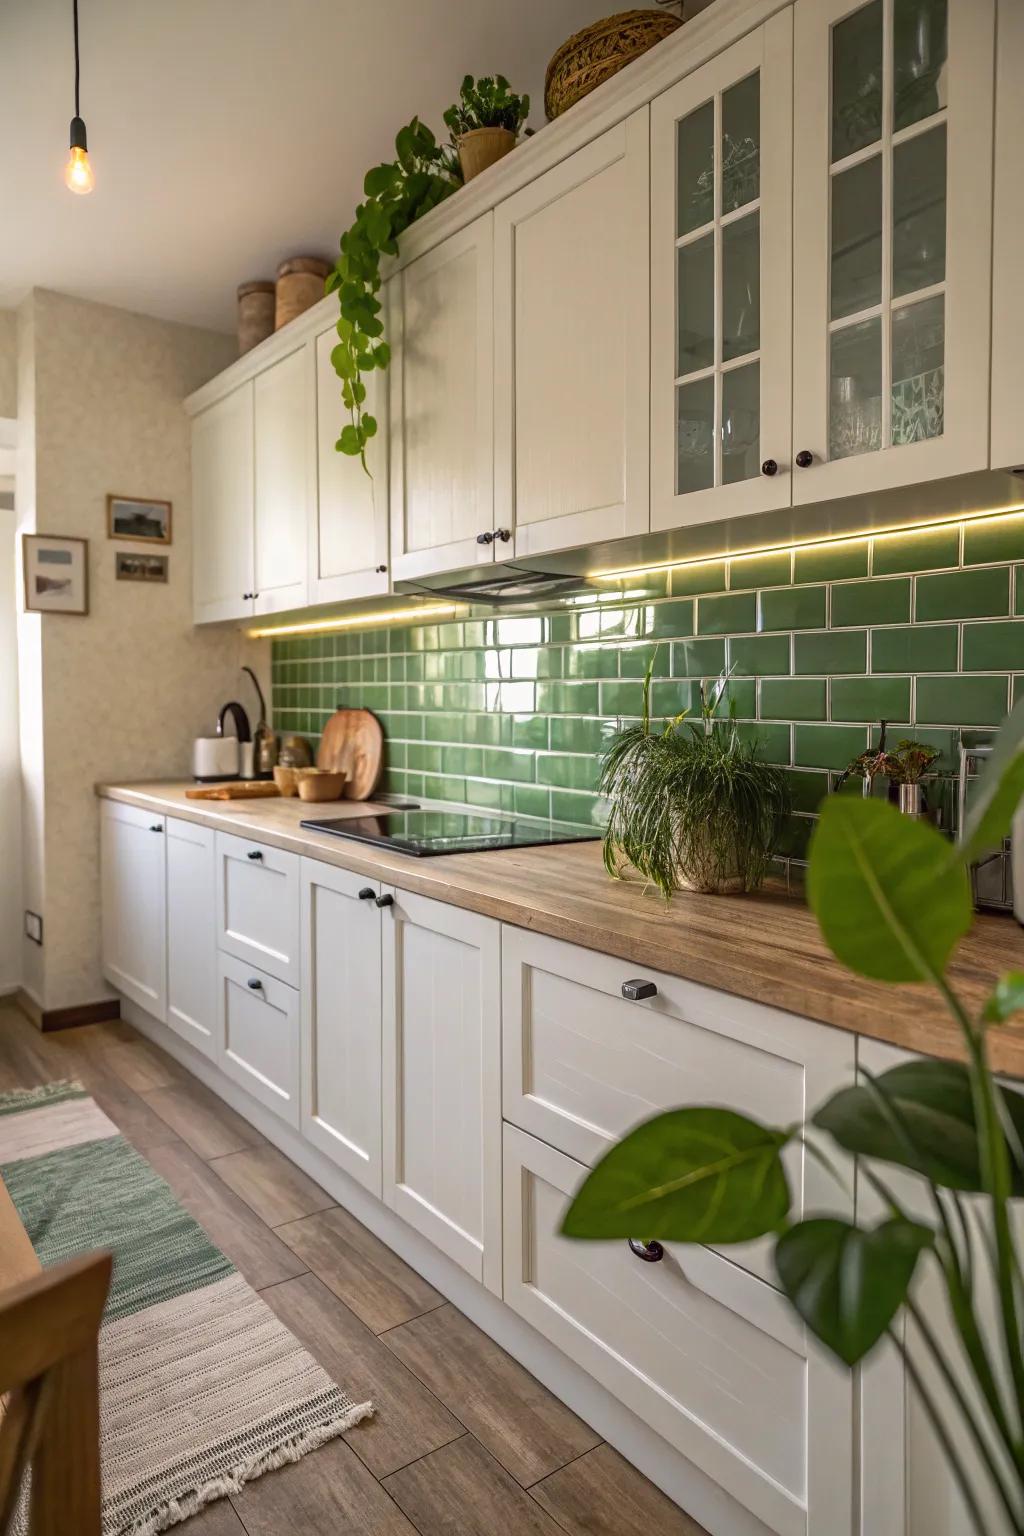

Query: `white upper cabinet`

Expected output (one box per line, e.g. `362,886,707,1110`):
990,0,1024,472
253,347,309,615
312,321,390,605
791,0,995,502
389,214,495,582
192,383,255,623
495,112,650,558
651,13,794,531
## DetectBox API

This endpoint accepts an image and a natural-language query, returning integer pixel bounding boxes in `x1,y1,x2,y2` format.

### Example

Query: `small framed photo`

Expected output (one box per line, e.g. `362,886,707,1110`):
23,535,89,615
116,551,168,584
107,494,172,545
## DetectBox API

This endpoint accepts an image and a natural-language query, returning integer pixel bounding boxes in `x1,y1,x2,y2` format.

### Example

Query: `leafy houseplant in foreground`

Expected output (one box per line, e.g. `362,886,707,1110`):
564,698,1024,1533
600,666,790,897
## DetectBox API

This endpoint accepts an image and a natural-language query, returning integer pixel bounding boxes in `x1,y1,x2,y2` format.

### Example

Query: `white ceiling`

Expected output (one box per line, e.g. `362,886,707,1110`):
1,0,619,334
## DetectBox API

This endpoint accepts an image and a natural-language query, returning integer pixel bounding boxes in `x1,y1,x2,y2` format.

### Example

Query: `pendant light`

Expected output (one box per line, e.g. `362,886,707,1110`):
64,0,94,194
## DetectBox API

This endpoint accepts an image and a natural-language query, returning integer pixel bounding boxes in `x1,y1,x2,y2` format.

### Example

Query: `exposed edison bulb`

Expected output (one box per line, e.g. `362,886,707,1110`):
64,143,94,194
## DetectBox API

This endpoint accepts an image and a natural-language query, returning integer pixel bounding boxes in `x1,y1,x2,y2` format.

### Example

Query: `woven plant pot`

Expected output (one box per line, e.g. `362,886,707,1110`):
456,126,517,182
545,9,683,120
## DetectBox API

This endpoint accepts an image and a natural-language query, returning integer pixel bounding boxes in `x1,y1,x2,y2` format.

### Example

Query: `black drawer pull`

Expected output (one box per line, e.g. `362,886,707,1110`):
375,893,395,909
149,824,163,833
357,887,376,901
247,849,263,862
621,979,657,1001
628,1239,664,1263
247,978,263,991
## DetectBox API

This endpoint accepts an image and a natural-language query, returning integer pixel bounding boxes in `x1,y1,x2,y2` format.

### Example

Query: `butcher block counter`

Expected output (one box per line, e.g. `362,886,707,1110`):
98,781,1024,1074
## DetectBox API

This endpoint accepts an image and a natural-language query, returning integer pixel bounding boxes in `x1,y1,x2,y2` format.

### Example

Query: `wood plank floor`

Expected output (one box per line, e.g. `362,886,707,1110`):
0,1001,708,1536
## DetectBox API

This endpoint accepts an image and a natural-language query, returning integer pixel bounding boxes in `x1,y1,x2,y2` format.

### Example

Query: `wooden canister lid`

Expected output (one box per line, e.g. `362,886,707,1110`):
238,279,275,298
276,256,331,280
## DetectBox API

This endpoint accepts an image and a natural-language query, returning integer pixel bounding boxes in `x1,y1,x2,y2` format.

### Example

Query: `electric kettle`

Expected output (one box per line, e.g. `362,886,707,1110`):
192,701,251,782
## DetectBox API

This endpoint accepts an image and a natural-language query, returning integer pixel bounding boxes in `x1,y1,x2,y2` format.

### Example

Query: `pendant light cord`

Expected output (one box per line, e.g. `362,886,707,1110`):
73,0,80,118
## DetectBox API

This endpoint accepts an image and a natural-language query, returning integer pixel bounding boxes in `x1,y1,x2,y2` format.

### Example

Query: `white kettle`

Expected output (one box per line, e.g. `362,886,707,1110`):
192,701,251,782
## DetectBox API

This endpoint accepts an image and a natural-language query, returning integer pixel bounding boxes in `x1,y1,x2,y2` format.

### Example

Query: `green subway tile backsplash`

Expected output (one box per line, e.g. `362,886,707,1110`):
271,520,1024,861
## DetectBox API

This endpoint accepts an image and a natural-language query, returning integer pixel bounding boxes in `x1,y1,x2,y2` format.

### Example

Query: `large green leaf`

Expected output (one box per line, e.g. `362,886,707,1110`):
560,1107,791,1244
959,698,1024,864
984,972,1024,1024
814,1059,1024,1193
775,1217,933,1366
807,796,972,984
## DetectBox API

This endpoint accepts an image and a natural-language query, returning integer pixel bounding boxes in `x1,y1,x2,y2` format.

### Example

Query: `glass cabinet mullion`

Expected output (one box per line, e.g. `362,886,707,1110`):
891,107,947,151
713,88,724,488
880,0,895,450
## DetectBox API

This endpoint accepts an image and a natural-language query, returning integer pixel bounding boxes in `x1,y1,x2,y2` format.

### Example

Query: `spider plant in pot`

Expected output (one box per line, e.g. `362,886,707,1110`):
443,74,531,181
599,663,791,898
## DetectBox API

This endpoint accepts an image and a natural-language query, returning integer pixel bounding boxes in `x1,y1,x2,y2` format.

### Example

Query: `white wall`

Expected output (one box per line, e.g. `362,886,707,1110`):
0,309,15,419
0,504,21,993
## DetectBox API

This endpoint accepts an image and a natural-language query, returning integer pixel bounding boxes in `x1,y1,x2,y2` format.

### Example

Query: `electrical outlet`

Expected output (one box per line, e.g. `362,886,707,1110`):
24,911,43,945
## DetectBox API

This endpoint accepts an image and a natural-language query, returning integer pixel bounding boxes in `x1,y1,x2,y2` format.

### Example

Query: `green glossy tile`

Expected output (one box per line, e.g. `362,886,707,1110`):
644,599,695,639
916,567,1010,621
619,642,672,678
1017,568,1024,617
916,675,1009,726
873,525,959,575
466,779,515,813
1016,675,1024,708
575,606,643,642
547,613,574,643
550,717,611,754
717,679,756,718
549,790,602,827
481,748,535,783
407,743,443,774
670,561,726,597
563,645,619,678
671,637,727,678
514,785,552,819
728,551,792,591
735,722,791,764
785,770,830,814
871,625,958,674
758,586,826,632
794,630,866,675
650,681,703,718
760,678,828,720
494,682,536,713
511,647,563,680
776,815,814,860
831,578,911,627
496,616,546,647
511,714,549,749
535,681,599,714
600,680,645,717
728,634,792,676
442,745,484,776
831,676,911,723
962,621,1024,672
964,516,1024,567
431,775,468,803
697,591,757,635
536,754,601,791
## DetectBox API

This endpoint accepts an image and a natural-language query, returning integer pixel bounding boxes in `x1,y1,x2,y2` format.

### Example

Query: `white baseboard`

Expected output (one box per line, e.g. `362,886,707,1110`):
123,997,771,1536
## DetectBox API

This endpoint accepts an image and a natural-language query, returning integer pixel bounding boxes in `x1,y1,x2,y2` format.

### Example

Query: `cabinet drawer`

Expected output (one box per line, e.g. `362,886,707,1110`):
502,928,854,1282
216,832,300,985
503,1124,851,1536
217,952,299,1127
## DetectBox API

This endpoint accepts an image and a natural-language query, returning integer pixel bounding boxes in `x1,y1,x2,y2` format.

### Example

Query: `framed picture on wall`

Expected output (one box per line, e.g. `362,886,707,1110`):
116,551,168,583
107,494,172,545
23,534,89,615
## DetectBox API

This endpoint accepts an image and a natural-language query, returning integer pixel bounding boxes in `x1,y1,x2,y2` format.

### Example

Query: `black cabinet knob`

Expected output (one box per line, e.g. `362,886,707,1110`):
149,824,163,833
476,531,495,545
247,850,263,862
628,1239,664,1263
375,893,395,909
247,978,263,991
621,979,657,1001
357,887,376,901
761,459,778,477
375,564,388,574
795,450,814,468
494,528,512,543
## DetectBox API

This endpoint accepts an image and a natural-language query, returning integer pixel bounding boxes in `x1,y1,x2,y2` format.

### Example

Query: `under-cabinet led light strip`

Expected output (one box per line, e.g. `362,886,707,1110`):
248,602,462,640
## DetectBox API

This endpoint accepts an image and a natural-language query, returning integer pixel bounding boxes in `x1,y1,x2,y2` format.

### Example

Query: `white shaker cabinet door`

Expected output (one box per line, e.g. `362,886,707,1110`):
216,953,300,1128
791,0,994,503
651,12,794,531
253,346,310,616
215,833,301,987
495,111,650,559
165,817,217,1060
192,383,254,624
300,859,383,1195
990,0,1024,472
100,800,167,1021
389,214,495,583
381,887,502,1293
311,323,389,606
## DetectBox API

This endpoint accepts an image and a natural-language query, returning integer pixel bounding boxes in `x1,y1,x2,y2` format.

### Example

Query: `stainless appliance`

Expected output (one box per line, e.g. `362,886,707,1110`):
299,808,601,857
958,735,1017,916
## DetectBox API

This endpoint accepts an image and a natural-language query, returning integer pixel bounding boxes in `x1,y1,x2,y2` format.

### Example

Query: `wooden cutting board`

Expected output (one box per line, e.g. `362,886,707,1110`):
317,708,384,800
185,781,281,801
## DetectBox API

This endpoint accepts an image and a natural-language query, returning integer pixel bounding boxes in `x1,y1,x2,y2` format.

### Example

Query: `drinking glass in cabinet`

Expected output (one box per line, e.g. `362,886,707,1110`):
830,318,882,460
891,293,945,445
676,376,715,494
722,363,760,485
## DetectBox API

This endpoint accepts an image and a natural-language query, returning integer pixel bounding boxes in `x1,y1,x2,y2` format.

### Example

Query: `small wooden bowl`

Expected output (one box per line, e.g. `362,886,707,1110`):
296,768,346,803
273,765,300,797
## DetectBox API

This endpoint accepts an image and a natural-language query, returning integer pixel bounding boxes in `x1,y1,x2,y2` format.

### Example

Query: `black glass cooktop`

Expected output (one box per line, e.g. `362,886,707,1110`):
300,809,601,857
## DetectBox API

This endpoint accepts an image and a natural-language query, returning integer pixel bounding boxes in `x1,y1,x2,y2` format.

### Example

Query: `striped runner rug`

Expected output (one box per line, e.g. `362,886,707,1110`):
0,1081,373,1535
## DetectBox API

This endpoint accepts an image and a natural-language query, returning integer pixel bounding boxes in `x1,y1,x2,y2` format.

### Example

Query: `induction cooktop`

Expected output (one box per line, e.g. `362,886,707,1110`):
299,809,601,857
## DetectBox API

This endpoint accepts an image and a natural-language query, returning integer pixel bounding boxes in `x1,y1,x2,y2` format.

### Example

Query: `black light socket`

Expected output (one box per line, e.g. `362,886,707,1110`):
70,115,88,151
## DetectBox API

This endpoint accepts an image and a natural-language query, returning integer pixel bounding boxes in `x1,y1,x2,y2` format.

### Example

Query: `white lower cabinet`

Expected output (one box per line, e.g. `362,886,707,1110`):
503,1123,851,1536
216,951,300,1128
165,818,217,1060
381,887,502,1293
215,832,300,986
300,860,383,1195
100,800,167,1020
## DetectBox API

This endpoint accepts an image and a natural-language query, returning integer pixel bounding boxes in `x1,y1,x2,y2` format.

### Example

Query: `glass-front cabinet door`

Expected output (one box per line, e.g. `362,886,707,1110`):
651,13,793,532
792,0,995,505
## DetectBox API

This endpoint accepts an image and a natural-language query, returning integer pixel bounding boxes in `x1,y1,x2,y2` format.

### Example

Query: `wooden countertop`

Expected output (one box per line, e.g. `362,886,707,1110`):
98,782,1024,1074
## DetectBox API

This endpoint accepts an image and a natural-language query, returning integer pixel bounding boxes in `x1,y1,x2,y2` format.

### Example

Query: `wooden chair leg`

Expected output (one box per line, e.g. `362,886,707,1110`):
29,1342,102,1536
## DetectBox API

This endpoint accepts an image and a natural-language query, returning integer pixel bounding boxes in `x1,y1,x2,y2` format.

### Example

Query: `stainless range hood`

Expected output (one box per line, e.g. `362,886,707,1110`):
395,560,607,606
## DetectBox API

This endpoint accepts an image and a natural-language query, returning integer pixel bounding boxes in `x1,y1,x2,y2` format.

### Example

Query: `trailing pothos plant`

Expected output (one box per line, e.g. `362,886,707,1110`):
564,697,1024,1533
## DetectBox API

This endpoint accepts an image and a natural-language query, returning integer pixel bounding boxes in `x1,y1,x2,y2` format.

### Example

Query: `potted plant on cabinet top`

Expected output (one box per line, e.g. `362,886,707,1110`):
443,74,532,182
600,666,790,898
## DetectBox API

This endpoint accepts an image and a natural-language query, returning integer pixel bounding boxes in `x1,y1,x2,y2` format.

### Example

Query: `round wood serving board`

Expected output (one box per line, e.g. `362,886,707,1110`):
316,707,384,800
